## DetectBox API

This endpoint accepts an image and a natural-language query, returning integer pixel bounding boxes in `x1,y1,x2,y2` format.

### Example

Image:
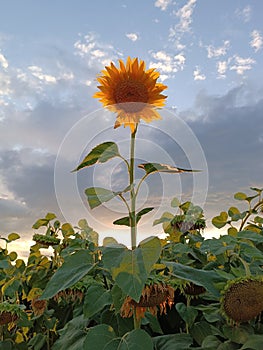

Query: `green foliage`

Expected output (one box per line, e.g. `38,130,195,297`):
138,162,199,175
73,142,121,172
0,186,262,348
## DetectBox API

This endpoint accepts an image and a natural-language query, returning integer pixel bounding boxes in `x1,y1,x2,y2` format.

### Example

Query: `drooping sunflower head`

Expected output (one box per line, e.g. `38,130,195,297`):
31,298,47,316
94,57,167,133
0,302,24,326
220,276,263,325
120,283,174,321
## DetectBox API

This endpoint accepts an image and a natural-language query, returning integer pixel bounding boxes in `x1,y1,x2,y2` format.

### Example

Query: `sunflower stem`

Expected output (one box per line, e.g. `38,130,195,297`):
130,126,137,250
133,314,141,329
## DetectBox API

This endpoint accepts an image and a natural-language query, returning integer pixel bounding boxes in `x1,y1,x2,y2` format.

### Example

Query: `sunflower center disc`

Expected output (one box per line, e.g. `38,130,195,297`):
114,80,148,113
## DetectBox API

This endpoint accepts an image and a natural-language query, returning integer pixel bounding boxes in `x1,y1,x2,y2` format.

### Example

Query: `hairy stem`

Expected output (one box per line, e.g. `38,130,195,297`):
130,127,137,249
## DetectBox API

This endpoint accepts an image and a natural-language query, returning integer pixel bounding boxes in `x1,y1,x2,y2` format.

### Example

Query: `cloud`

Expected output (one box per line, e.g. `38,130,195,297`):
206,40,230,58
74,32,122,67
174,0,196,33
193,67,206,81
126,33,139,42
0,52,8,69
250,30,263,52
154,0,171,11
149,50,186,80
28,65,57,84
216,61,228,79
230,55,255,75
235,5,251,23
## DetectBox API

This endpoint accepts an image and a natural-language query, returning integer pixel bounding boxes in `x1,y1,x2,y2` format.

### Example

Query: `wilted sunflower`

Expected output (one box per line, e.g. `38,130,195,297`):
94,57,167,133
221,276,263,324
0,302,23,326
120,283,174,321
31,298,47,316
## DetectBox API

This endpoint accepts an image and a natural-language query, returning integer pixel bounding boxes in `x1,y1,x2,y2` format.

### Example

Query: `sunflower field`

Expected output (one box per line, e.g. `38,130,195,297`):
1,186,263,350
1,58,263,349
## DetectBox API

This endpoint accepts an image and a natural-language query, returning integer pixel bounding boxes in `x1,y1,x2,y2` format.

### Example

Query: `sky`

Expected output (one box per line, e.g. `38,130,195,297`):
0,0,262,257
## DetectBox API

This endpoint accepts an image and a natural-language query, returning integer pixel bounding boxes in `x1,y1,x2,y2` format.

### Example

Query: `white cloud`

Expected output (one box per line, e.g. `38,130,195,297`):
28,65,57,84
0,52,8,69
175,0,196,33
74,32,121,68
193,67,206,81
91,49,105,58
206,40,230,58
85,79,92,86
60,72,74,81
74,33,96,56
126,33,139,42
0,71,12,96
216,61,228,79
154,0,171,11
250,30,263,52
230,55,255,75
235,5,251,23
149,50,186,79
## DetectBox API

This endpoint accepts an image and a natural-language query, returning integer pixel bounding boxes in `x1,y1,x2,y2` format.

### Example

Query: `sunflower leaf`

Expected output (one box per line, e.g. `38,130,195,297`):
113,207,154,227
72,142,120,172
85,186,130,209
138,162,200,175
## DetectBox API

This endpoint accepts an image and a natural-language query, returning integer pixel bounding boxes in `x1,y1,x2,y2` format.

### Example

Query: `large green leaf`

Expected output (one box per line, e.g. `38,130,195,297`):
241,335,263,349
0,341,13,350
138,162,200,175
237,230,263,243
113,207,154,227
73,142,120,172
222,324,253,345
176,303,198,328
52,315,88,350
202,335,222,349
118,329,153,350
164,261,225,297
84,285,112,318
41,249,94,299
85,186,130,209
83,324,116,350
101,309,134,337
153,334,193,350
28,334,47,350
190,321,224,346
102,237,161,301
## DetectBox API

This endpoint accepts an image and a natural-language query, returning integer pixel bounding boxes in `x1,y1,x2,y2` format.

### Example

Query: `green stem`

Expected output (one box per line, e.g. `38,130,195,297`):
135,173,149,198
239,200,263,231
130,127,137,250
133,314,141,329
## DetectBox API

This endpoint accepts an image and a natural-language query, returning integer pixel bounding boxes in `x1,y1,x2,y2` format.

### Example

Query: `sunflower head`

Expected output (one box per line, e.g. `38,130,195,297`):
31,298,47,316
94,57,167,133
220,276,263,325
0,302,24,326
33,234,60,247
120,283,174,321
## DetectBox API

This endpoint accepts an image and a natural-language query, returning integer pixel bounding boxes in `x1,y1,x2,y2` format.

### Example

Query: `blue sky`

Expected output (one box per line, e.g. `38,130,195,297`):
0,0,263,256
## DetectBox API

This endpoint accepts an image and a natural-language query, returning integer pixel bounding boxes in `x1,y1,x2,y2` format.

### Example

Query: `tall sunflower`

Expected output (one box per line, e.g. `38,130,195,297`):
94,57,167,133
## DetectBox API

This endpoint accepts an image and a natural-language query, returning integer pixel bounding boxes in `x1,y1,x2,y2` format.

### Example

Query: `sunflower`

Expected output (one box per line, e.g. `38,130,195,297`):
120,283,174,321
94,57,167,133
220,276,263,324
31,298,47,316
0,302,23,326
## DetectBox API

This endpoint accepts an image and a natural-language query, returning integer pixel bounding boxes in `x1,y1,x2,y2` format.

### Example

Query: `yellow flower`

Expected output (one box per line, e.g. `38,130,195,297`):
94,57,167,133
